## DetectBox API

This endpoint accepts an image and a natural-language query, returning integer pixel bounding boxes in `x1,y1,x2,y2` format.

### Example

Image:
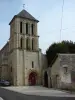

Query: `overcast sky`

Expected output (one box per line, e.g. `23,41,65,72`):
0,0,75,53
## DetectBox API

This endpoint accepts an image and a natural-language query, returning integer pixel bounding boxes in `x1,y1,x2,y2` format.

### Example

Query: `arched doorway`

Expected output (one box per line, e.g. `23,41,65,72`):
28,72,37,86
44,71,48,87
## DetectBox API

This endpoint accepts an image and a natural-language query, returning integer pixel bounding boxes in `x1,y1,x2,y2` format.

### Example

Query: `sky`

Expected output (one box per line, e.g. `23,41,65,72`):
0,0,75,53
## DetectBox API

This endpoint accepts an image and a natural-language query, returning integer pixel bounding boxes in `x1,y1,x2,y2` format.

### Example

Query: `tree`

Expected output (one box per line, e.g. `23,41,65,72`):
46,40,75,67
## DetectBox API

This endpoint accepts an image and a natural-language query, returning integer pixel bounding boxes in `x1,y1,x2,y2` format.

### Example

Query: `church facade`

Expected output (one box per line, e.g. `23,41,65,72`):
0,9,47,86
1,9,75,90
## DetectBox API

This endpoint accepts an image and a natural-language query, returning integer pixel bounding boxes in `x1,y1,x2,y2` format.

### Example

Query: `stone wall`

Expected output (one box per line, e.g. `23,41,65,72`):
0,42,9,80
51,57,61,88
8,16,42,86
58,54,75,89
50,54,75,89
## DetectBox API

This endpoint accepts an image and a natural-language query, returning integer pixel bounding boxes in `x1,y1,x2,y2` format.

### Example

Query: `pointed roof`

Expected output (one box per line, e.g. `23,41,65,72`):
9,9,39,25
17,10,39,21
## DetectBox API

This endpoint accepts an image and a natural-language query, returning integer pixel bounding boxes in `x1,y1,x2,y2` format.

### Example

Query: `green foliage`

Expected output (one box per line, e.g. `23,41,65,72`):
46,40,75,67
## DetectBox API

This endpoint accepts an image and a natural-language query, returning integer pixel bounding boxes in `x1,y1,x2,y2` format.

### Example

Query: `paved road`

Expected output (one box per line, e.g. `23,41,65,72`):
3,86,75,97
0,86,75,100
0,87,75,100
0,97,4,100
0,88,75,100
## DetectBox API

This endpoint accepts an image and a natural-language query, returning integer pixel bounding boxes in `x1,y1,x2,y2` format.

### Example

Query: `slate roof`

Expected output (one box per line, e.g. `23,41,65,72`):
9,9,39,25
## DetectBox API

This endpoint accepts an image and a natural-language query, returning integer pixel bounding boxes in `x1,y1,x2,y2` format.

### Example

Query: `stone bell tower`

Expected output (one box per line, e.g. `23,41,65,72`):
9,9,42,86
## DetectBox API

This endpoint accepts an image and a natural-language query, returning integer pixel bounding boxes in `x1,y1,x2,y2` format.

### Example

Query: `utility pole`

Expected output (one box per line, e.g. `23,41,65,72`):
60,0,64,42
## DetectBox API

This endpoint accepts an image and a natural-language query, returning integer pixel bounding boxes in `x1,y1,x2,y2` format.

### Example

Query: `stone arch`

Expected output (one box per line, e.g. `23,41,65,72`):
28,70,38,86
44,71,48,87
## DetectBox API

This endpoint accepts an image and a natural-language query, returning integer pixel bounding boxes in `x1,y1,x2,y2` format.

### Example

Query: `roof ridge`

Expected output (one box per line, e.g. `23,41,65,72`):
9,9,39,25
16,9,39,22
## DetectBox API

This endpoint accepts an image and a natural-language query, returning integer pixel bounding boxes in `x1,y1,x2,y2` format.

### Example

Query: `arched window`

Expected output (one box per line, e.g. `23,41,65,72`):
20,37,23,49
26,23,28,34
26,38,30,50
31,24,34,35
32,38,34,50
32,61,34,68
20,22,22,33
11,67,12,72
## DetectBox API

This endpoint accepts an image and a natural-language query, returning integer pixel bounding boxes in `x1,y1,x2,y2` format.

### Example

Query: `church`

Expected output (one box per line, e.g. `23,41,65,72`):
1,9,75,90
0,9,47,86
